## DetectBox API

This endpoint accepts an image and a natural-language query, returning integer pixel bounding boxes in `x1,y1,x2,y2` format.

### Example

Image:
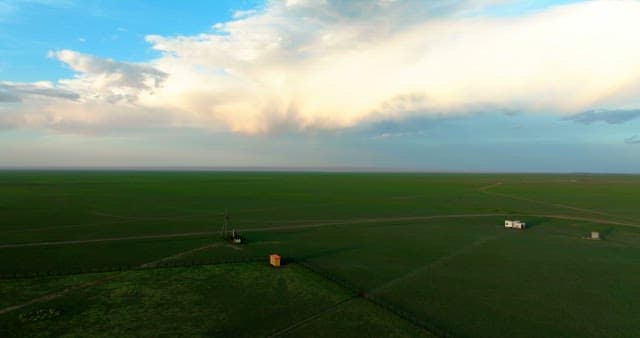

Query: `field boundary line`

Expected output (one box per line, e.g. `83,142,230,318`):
0,231,217,249
93,212,192,221
371,235,501,293
2,214,505,248
0,219,138,234
0,273,121,316
526,214,639,227
137,243,222,268
0,242,225,315
293,260,440,337
1,214,507,248
266,297,357,338
241,213,511,233
479,182,633,222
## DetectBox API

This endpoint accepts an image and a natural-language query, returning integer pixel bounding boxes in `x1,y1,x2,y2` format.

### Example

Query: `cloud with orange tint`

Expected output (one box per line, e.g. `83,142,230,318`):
4,0,640,134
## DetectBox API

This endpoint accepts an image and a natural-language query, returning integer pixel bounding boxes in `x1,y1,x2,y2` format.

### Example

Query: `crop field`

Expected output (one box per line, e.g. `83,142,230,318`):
1,171,640,337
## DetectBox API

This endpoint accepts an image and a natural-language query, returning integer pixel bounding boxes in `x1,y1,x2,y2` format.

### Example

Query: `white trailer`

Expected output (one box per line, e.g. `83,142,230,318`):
505,220,526,229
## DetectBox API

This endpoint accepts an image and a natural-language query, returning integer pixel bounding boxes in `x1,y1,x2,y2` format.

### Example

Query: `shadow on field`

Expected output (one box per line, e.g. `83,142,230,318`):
599,227,615,239
292,246,360,262
520,217,551,229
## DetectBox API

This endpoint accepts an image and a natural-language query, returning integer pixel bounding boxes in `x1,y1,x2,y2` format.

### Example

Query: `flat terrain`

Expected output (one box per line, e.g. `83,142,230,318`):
1,171,640,337
0,263,426,337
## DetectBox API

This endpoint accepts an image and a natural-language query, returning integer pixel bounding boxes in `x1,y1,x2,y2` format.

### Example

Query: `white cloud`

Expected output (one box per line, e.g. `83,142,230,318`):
1,52,170,132
0,81,79,102
5,0,640,134
48,50,167,103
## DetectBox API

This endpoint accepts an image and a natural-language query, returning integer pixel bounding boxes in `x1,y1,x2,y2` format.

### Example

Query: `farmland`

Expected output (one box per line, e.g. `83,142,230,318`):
1,171,640,337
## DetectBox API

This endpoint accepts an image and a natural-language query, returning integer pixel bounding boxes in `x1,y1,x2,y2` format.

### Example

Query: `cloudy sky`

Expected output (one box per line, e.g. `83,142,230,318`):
1,0,640,172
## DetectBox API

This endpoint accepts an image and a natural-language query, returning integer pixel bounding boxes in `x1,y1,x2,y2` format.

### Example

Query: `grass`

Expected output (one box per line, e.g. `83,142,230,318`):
0,272,110,309
280,298,432,337
0,263,422,337
1,171,640,336
0,237,216,275
374,219,640,337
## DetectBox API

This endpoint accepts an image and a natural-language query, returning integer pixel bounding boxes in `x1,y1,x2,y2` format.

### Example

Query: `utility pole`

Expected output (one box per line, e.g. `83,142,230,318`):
222,209,230,240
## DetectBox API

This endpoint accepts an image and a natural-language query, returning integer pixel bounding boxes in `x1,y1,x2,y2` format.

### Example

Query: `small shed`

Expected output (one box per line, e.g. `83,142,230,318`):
270,254,281,267
591,232,600,240
505,219,526,230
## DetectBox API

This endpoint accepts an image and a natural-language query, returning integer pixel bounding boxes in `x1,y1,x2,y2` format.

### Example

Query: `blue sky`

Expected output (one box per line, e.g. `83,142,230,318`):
0,0,262,81
1,0,639,172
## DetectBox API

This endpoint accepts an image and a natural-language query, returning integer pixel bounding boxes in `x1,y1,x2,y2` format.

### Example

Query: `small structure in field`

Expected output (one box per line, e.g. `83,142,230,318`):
232,229,242,244
505,219,526,230
270,254,281,267
590,231,601,240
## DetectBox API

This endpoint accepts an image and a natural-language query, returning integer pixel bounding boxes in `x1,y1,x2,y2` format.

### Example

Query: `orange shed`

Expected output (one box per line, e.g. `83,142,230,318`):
270,254,281,267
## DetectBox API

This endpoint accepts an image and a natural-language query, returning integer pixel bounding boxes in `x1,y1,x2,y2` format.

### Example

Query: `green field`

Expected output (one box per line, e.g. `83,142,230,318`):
1,171,640,337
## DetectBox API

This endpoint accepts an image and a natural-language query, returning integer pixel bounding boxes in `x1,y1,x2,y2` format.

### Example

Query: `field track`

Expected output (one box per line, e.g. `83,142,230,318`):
0,273,121,315
266,297,358,337
371,234,502,293
1,212,638,249
0,241,225,315
478,182,633,221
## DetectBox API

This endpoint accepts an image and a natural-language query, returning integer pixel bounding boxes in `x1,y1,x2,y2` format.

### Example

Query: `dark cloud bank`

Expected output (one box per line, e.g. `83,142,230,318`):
566,109,640,125
625,134,640,145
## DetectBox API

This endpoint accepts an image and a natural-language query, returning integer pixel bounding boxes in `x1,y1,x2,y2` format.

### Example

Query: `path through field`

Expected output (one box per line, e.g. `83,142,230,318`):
478,182,631,221
266,297,358,337
0,242,221,315
0,219,139,234
2,212,638,249
370,234,502,293
0,273,121,316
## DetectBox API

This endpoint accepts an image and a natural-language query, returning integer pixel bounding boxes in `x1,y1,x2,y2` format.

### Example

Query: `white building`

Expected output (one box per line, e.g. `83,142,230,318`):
505,220,526,229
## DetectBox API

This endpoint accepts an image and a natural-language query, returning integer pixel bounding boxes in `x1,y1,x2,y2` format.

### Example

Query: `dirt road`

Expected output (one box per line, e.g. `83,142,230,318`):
1,212,637,249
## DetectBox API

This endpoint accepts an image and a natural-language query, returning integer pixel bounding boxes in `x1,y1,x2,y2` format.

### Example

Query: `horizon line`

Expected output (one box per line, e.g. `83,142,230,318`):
0,166,637,175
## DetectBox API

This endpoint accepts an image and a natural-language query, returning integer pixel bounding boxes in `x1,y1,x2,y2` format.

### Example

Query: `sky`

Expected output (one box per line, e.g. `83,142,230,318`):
1,0,640,172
